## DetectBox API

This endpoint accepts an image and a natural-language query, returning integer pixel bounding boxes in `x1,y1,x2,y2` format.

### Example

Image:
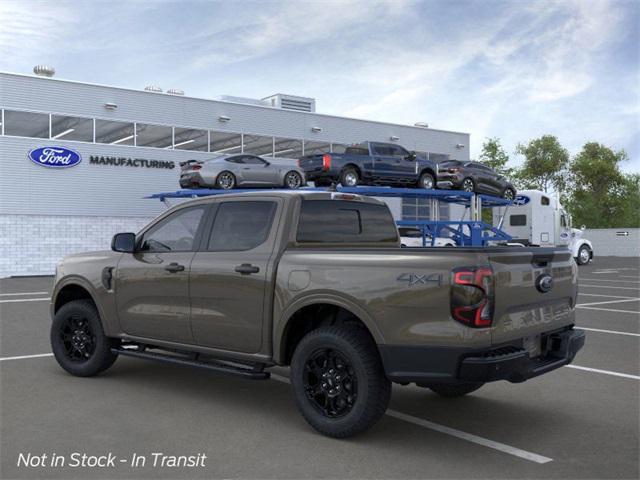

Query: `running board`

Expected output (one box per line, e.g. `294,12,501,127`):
112,347,270,380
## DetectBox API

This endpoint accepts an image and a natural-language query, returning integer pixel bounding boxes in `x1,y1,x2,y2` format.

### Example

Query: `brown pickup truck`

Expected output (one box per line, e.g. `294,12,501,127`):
50,190,584,437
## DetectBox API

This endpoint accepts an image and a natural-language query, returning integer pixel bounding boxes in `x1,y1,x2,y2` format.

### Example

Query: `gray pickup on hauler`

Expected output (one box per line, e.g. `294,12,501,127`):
50,190,584,437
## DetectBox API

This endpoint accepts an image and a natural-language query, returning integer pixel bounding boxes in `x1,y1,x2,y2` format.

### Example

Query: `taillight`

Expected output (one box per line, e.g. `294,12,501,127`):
450,266,494,327
322,153,332,171
297,159,301,167
448,167,460,173
192,165,202,170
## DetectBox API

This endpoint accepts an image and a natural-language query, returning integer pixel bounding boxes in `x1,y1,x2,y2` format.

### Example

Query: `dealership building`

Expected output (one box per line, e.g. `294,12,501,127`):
0,69,470,277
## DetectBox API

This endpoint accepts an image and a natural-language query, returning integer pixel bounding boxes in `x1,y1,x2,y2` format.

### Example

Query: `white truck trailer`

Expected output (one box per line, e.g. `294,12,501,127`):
493,190,594,265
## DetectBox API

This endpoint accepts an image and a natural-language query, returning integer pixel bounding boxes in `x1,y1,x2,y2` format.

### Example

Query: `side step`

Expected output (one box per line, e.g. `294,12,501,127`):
112,347,270,380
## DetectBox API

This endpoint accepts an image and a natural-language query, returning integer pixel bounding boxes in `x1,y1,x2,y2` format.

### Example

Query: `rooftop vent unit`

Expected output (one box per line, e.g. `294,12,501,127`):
414,122,429,128
144,85,163,93
262,94,316,113
217,95,270,107
167,89,184,95
33,65,55,77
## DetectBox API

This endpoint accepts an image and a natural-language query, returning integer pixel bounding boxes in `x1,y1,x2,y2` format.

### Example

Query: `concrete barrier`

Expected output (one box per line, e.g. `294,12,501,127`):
584,228,640,257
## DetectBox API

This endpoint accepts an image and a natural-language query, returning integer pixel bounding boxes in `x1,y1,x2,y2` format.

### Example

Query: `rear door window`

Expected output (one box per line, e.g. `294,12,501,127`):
297,200,398,243
207,201,277,251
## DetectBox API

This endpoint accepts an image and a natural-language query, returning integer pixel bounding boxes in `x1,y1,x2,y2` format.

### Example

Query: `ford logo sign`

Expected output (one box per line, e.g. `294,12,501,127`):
513,195,530,206
28,146,82,168
536,274,554,293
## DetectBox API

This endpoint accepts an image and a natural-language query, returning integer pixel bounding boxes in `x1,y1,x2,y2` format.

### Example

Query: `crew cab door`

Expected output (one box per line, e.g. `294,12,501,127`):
189,198,282,353
115,205,209,343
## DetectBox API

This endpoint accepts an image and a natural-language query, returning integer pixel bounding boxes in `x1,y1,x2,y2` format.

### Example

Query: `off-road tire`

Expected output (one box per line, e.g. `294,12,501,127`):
340,168,360,187
428,382,483,397
290,325,391,438
51,300,119,377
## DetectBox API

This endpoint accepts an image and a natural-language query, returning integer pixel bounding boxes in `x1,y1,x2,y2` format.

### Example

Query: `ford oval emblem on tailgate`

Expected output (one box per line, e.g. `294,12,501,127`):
28,146,82,168
536,274,554,293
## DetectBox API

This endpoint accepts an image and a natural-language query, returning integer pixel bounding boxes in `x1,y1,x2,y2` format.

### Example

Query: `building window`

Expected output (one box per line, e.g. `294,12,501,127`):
331,143,348,154
273,137,303,159
173,127,208,151
303,140,331,155
50,114,93,142
210,131,243,154
95,119,135,145
243,134,274,156
402,198,431,221
135,123,173,148
3,110,49,138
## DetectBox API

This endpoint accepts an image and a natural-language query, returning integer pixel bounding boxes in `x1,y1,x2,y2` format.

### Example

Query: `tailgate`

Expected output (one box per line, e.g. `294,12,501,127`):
488,248,577,346
298,154,324,172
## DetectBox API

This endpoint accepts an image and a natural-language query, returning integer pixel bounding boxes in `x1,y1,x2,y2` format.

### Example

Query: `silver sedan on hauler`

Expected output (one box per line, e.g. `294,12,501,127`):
179,154,306,190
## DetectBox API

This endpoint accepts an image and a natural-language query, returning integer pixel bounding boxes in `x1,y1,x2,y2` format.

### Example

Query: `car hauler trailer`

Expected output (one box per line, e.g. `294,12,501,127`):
148,186,514,248
492,190,594,265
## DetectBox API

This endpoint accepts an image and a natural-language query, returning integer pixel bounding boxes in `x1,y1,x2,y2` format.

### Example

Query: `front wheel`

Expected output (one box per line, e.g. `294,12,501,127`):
290,326,391,438
503,188,516,201
418,172,435,190
576,245,591,265
51,300,119,377
427,382,483,397
284,171,303,189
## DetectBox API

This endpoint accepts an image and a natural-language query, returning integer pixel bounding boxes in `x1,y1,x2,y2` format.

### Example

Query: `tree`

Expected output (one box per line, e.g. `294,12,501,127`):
479,137,513,177
565,142,638,228
515,135,569,193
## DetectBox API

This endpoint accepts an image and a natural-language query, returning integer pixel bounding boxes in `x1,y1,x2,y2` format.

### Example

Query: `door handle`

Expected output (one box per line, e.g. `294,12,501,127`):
164,262,185,273
235,263,260,275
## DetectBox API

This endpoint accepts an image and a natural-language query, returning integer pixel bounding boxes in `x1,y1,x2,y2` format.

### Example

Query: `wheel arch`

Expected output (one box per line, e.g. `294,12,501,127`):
341,163,362,177
274,294,384,366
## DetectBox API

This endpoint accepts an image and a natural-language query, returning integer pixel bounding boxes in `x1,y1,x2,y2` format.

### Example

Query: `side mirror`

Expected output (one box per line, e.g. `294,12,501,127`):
111,232,136,253
407,151,417,161
263,161,270,167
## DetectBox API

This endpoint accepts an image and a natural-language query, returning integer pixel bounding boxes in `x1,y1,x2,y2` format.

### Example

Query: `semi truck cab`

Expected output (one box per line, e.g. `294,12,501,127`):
493,189,594,265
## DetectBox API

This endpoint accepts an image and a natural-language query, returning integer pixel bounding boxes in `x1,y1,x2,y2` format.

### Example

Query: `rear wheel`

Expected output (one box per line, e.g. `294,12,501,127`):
576,245,591,265
340,168,359,187
461,178,475,192
284,171,303,189
290,326,391,438
418,172,435,190
51,300,119,377
216,171,236,190
427,382,483,397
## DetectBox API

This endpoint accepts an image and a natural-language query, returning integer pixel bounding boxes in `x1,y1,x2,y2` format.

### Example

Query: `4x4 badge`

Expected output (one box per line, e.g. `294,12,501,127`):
397,273,442,286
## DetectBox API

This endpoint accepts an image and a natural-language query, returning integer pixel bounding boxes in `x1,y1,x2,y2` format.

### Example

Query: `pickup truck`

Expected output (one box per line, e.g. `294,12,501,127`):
50,190,584,438
298,141,439,189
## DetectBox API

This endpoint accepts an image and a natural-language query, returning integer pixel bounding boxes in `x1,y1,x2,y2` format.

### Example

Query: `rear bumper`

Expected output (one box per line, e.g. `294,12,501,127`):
380,327,585,385
179,172,207,188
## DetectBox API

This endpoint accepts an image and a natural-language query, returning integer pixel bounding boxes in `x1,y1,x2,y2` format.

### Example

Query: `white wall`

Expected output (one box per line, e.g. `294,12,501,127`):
583,228,640,257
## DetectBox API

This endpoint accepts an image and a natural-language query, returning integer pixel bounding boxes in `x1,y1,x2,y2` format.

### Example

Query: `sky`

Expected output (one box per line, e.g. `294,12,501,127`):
1,0,638,172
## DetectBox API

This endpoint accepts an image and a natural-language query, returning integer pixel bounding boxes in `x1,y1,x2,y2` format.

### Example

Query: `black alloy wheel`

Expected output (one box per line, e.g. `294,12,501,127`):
303,348,358,418
216,171,236,189
60,313,96,362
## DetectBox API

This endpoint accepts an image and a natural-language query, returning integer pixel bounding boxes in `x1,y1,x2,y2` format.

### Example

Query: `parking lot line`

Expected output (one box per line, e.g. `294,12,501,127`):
580,284,640,291
269,373,553,464
0,297,50,304
0,291,49,296
580,278,640,284
578,327,640,337
579,293,638,299
0,353,54,362
567,365,640,380
576,306,640,314
577,298,640,307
